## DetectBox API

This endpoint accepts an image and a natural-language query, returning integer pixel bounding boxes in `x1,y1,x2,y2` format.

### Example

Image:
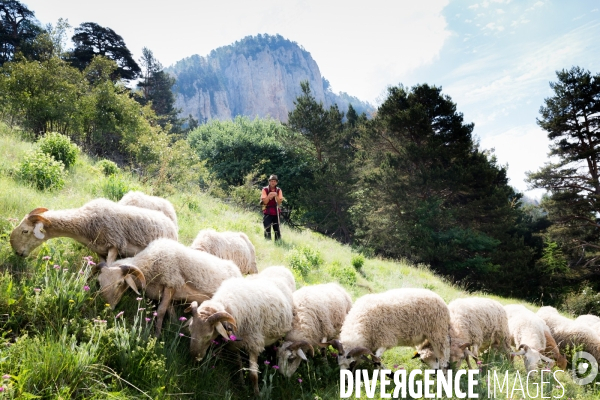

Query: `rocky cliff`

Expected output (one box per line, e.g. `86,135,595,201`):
167,34,373,123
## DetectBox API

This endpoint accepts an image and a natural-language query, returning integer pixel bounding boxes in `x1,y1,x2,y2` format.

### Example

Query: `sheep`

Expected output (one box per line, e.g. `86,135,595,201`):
543,325,568,370
95,238,242,336
247,266,296,306
277,283,353,377
191,229,257,274
338,288,451,370
576,314,600,335
10,198,178,264
537,306,600,363
118,191,178,229
419,297,511,369
185,277,293,395
504,304,556,372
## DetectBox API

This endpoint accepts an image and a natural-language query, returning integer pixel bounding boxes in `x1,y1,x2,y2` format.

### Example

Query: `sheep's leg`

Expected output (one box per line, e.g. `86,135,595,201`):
106,248,118,265
232,347,245,385
249,351,260,395
155,287,174,337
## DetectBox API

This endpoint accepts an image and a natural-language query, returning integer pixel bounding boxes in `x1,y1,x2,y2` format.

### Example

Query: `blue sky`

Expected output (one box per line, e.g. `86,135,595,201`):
21,0,600,196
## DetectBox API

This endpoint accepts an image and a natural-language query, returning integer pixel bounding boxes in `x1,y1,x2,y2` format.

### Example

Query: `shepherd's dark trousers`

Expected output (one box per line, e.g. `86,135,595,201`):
263,214,281,240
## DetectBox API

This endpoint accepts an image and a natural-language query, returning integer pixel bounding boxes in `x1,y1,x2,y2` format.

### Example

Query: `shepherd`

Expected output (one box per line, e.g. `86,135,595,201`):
261,174,283,241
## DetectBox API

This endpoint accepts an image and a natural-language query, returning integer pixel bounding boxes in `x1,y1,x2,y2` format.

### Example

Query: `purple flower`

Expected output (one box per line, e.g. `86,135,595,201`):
273,365,279,370
42,256,50,261
136,297,142,301
88,261,96,266
393,364,399,369
145,317,151,322
83,285,90,291
264,360,270,365
211,340,219,345
78,270,84,275
179,316,187,322
2,375,9,380
211,366,215,369
179,333,184,337
331,352,338,358
0,386,4,392
476,360,482,365
115,311,124,318
138,308,146,311
153,312,158,317
298,378,302,383
53,264,60,269
33,288,41,293
229,334,237,341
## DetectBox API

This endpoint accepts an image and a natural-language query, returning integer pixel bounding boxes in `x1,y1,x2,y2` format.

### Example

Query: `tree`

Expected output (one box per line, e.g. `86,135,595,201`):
527,66,600,278
70,22,140,80
353,84,533,294
0,0,42,64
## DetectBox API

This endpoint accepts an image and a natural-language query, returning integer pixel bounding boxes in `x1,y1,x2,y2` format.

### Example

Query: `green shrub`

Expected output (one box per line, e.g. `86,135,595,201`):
327,261,357,286
563,285,600,316
285,245,323,277
101,175,132,201
351,254,365,271
38,132,79,169
16,151,66,190
96,159,119,176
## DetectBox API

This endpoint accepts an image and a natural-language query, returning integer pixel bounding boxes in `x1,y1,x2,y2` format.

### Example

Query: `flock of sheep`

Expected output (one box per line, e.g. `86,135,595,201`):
8,192,600,394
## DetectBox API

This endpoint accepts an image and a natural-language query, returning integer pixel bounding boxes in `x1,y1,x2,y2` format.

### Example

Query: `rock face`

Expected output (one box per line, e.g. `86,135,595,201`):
167,34,372,123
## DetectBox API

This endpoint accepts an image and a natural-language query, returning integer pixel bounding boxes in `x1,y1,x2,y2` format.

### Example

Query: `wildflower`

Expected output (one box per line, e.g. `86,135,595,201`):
211,340,219,345
138,308,146,311
230,334,237,341
393,364,399,369
264,360,270,365
0,387,4,392
34,288,41,293
69,299,74,303
179,333,185,337
42,256,50,260
53,264,60,269
83,285,90,291
273,365,279,370
211,366,215,369
115,311,124,318
105,303,111,308
63,268,68,272
145,318,151,322
2,375,9,380
476,360,482,365
331,352,338,358
88,261,96,266
179,316,187,322
136,297,143,301
298,378,302,383
153,312,158,316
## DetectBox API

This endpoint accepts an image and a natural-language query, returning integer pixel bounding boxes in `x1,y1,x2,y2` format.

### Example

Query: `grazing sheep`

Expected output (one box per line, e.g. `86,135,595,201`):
576,314,600,335
277,283,353,377
10,199,177,264
543,325,568,370
538,306,600,363
504,304,555,372
420,297,511,369
118,191,178,229
185,277,293,395
96,238,242,336
247,266,295,305
191,229,257,274
338,288,450,370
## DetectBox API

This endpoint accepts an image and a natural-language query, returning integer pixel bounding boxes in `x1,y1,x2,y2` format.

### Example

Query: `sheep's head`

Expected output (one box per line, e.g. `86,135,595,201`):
277,341,314,377
511,344,555,372
10,208,50,257
448,340,475,367
338,347,380,370
185,301,237,361
95,262,146,308
415,344,440,369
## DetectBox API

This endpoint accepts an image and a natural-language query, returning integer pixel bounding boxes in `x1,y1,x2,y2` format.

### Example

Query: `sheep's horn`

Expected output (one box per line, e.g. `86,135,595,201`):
289,341,315,357
347,347,374,358
321,339,344,355
120,264,146,288
207,311,237,331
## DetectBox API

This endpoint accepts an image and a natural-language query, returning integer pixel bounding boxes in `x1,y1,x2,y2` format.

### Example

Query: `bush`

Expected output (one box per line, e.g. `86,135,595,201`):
96,159,119,176
16,151,66,190
101,175,133,201
563,285,600,316
351,254,365,271
285,245,323,277
327,261,357,286
38,132,79,169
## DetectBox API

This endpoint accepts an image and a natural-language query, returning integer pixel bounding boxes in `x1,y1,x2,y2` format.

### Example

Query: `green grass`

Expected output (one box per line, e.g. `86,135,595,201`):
0,125,596,399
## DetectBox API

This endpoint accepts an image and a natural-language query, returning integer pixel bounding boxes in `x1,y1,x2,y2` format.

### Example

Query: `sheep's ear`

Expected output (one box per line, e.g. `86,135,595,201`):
28,213,50,226
33,222,46,239
215,322,229,340
124,275,140,295
297,348,308,361
184,301,199,315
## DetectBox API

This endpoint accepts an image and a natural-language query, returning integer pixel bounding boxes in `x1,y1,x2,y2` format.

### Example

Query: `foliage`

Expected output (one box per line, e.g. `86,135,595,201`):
37,131,79,169
15,150,65,190
285,245,323,277
100,174,133,201
0,0,42,65
96,159,118,176
69,22,140,80
351,253,365,271
326,261,357,286
563,285,600,316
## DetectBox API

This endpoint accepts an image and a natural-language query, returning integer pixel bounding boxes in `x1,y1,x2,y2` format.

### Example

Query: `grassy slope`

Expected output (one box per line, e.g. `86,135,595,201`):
0,126,594,399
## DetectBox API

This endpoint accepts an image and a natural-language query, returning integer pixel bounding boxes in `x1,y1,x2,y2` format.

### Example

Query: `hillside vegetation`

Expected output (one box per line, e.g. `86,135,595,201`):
0,125,595,399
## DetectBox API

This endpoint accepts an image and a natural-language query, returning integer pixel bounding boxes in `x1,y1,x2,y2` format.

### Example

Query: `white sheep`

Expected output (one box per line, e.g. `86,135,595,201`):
538,306,600,362
185,277,293,395
247,266,296,305
191,229,257,274
338,288,451,370
277,283,352,377
576,314,600,335
543,324,568,370
419,297,512,369
95,238,242,336
118,191,178,229
504,304,555,372
10,199,178,264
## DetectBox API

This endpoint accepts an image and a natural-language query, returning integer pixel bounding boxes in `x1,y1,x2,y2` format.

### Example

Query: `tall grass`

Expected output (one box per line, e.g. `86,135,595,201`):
0,125,594,398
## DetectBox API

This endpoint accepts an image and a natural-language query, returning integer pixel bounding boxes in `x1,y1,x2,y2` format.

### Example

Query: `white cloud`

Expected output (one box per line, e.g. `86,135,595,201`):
468,4,480,9
496,9,505,14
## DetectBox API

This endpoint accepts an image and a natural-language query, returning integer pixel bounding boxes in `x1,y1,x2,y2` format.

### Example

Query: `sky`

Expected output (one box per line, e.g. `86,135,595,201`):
21,0,600,198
